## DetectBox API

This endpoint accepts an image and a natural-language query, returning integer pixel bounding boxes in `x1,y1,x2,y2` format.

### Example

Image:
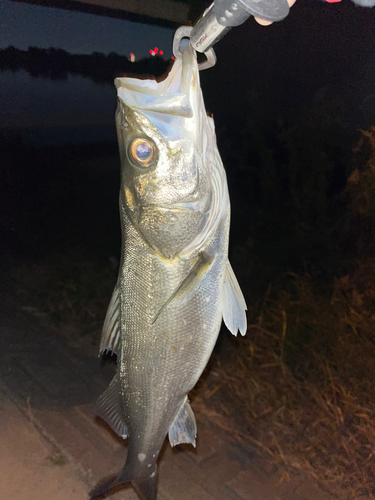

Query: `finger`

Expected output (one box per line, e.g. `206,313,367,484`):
254,18,273,25
254,0,296,25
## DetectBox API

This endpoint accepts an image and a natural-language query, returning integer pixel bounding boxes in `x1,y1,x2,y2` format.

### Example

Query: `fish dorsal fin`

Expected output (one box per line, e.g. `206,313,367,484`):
222,262,247,337
152,253,213,324
100,280,121,356
168,398,197,447
95,374,128,439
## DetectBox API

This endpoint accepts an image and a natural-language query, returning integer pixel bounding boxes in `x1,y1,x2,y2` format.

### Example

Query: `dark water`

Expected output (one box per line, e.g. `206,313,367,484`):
0,69,117,147
0,70,122,261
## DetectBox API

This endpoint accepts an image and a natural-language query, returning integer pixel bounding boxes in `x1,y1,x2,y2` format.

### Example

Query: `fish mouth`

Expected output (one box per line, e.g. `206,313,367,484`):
115,42,196,120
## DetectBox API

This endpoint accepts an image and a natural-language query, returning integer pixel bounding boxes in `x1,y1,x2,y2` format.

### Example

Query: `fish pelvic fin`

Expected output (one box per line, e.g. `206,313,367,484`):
222,262,247,337
152,252,214,324
169,398,197,447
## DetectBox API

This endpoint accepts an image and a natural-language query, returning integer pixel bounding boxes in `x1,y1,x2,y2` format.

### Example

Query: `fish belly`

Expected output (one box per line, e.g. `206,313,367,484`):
118,205,229,474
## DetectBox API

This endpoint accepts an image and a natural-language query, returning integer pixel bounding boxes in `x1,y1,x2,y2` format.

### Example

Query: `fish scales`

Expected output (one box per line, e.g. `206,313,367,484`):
120,210,226,461
91,40,247,500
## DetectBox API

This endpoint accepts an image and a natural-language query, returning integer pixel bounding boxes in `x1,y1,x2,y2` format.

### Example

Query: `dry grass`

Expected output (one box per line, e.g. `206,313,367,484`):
192,265,375,499
190,127,375,499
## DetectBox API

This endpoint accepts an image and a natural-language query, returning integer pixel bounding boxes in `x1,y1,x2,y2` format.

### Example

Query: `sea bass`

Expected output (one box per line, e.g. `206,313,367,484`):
90,40,247,500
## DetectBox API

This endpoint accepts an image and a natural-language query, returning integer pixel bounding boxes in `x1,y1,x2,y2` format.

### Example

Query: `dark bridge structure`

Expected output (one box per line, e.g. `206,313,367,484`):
12,0,193,26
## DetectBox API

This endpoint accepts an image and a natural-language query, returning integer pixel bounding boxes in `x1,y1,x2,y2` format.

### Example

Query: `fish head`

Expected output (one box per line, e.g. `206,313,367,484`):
115,41,226,260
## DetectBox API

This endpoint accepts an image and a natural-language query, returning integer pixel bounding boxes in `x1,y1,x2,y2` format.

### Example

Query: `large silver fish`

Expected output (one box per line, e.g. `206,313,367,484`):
90,40,247,500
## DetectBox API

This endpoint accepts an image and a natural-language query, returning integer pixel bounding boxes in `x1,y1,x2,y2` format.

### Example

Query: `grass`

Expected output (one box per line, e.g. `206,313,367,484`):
191,264,375,499
196,129,375,499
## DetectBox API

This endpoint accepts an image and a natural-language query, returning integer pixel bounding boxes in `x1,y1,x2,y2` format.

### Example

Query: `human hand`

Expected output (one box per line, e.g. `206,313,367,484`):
254,0,297,25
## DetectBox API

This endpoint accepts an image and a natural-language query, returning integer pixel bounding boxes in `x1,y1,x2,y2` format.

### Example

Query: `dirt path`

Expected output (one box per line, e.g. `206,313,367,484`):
0,390,90,500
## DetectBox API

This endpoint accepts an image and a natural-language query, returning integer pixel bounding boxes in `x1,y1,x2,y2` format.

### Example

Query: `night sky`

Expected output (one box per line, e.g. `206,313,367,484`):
0,0,174,58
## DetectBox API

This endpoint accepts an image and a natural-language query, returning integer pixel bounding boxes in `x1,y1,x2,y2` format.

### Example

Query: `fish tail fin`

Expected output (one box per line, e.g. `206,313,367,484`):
132,470,157,500
89,471,123,498
89,467,157,500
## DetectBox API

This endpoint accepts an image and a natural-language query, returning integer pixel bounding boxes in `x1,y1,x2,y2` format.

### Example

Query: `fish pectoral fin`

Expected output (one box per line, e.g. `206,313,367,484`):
152,252,214,324
95,373,128,439
168,398,197,448
222,262,247,337
100,279,121,357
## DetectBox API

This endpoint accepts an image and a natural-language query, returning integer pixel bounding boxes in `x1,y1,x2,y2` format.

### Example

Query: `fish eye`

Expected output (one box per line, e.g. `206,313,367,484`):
129,138,155,168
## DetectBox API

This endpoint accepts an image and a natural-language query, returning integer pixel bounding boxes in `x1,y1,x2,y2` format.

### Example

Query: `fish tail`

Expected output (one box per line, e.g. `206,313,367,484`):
132,471,157,500
89,466,157,500
89,471,123,498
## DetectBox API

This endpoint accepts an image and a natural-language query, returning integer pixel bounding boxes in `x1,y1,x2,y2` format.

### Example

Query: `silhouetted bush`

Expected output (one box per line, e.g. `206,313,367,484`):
0,46,170,83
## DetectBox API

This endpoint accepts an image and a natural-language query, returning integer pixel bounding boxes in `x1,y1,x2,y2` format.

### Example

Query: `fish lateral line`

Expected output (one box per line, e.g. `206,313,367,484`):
151,252,214,325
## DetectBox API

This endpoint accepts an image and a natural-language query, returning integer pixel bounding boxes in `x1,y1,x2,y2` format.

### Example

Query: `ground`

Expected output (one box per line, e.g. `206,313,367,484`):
0,259,336,500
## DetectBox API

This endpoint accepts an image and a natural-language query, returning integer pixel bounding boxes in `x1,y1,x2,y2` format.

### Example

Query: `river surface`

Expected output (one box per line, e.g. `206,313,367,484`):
0,69,117,146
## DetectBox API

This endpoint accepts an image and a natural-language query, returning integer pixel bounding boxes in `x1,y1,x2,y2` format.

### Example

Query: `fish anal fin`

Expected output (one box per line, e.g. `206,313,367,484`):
168,399,197,448
152,252,213,324
100,279,121,356
95,374,128,439
222,262,247,337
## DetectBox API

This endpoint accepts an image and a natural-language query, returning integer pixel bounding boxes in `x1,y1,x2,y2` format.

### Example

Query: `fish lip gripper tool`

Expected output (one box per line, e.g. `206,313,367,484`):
173,0,289,70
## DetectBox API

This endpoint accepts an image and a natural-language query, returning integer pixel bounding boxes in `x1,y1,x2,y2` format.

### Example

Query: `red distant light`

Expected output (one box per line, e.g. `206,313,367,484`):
149,49,153,54
326,0,341,2
171,56,175,60
130,53,134,57
159,50,163,55
154,47,158,54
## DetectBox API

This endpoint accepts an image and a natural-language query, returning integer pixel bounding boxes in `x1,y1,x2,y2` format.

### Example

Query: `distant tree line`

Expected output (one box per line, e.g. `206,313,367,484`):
0,46,170,84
